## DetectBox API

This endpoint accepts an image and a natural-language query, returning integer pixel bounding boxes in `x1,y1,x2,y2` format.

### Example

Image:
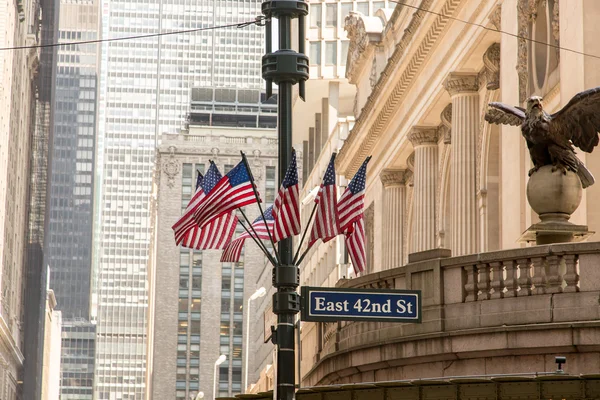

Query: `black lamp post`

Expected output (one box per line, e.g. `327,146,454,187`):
261,1,309,399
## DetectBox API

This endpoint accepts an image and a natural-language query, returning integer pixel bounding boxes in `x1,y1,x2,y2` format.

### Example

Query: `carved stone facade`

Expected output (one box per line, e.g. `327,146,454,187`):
443,72,479,97
517,0,561,102
483,43,501,91
439,104,452,144
294,0,600,387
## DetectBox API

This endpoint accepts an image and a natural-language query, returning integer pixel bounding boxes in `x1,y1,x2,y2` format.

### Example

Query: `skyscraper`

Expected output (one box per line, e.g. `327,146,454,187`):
45,1,100,398
95,0,265,398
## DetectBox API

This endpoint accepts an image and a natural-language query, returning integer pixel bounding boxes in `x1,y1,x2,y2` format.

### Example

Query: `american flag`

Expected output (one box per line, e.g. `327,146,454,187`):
272,149,301,243
337,156,370,233
172,171,207,245
339,156,370,274
345,216,366,274
180,212,238,250
221,206,275,262
308,154,339,246
193,160,258,229
173,164,238,250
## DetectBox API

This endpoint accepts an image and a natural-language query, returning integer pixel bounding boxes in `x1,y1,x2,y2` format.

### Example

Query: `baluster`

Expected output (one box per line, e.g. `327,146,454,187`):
545,255,563,294
464,265,478,302
503,260,517,298
477,263,491,301
517,258,532,296
563,254,579,293
489,261,504,299
531,256,547,295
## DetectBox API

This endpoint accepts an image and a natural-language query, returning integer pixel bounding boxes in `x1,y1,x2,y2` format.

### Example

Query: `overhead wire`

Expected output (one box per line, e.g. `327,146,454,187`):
0,16,267,51
1,2,599,61
388,0,600,61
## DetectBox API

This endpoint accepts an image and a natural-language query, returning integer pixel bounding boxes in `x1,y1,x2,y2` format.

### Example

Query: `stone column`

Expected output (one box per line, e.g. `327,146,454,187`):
408,127,439,253
380,169,407,269
444,72,479,257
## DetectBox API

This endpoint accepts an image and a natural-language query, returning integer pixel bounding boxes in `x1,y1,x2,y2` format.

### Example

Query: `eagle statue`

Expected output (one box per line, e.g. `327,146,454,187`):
484,87,600,188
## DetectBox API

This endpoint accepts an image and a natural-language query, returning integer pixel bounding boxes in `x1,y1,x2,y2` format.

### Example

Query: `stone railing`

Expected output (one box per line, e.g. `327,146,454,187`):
183,135,206,142
441,245,583,302
301,242,600,386
222,136,246,144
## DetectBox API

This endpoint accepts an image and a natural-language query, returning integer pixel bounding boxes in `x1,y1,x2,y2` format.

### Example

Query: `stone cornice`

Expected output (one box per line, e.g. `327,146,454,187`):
336,0,462,177
408,126,439,146
444,72,479,96
380,169,407,188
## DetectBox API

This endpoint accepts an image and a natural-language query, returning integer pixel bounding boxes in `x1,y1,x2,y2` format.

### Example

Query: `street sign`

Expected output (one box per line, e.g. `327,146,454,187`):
301,286,421,323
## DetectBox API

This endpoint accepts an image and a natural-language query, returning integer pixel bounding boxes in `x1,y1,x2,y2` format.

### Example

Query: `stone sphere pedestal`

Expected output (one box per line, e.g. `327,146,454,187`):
519,165,593,245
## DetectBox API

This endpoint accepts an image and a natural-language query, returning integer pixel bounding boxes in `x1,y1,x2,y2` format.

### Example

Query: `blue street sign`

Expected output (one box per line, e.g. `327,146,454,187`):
300,286,421,323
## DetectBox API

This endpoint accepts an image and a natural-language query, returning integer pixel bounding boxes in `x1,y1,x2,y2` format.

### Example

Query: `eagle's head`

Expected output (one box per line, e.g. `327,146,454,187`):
526,96,544,117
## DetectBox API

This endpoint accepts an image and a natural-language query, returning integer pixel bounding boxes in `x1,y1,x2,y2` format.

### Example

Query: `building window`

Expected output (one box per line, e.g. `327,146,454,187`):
373,1,385,12
310,4,321,28
341,41,349,66
265,166,276,205
341,2,352,19
325,41,337,65
310,42,321,65
357,2,369,15
325,4,338,27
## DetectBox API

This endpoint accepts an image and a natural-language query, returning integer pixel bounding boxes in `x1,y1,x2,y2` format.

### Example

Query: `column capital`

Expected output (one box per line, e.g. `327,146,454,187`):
444,72,479,96
408,126,439,146
380,169,407,188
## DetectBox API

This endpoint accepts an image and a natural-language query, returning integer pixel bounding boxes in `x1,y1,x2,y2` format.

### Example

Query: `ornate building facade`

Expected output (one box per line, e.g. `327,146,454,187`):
0,0,43,398
293,0,600,387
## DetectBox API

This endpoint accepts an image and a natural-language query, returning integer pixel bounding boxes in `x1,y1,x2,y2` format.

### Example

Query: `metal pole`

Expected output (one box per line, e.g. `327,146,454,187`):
261,2,308,399
244,297,251,393
213,362,218,400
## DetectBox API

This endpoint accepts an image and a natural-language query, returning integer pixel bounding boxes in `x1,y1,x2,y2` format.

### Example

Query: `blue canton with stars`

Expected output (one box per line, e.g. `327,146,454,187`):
253,205,274,223
322,155,337,186
202,163,223,194
282,149,299,188
226,161,251,187
347,159,368,194
195,172,204,190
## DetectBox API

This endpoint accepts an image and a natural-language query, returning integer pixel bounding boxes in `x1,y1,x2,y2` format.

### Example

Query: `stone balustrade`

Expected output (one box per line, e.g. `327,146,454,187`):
300,242,600,386
442,244,584,302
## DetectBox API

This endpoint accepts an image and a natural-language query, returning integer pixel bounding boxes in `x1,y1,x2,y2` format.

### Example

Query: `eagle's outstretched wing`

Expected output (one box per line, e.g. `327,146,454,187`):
550,86,600,153
484,102,526,126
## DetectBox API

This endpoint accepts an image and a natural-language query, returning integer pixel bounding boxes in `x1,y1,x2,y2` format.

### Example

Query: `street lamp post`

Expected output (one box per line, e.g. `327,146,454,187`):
261,0,309,399
213,354,227,400
244,287,267,393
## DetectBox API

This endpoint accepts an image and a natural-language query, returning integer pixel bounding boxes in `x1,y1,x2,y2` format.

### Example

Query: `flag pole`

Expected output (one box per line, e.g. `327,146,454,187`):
238,209,278,267
291,203,317,265
294,242,314,267
292,152,336,265
240,151,281,264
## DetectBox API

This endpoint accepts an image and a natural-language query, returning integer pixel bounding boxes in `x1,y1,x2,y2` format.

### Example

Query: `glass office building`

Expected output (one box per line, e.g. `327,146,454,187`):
95,0,265,398
45,1,100,398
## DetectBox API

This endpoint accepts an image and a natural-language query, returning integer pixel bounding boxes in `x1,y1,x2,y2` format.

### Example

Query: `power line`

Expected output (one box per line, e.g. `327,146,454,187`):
389,1,600,61
0,16,267,51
